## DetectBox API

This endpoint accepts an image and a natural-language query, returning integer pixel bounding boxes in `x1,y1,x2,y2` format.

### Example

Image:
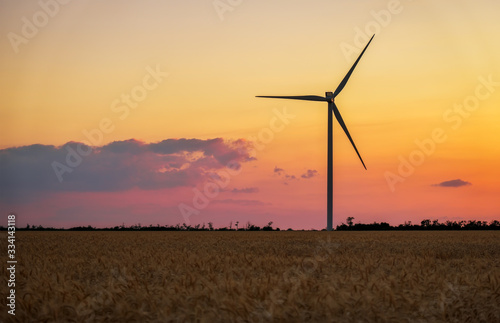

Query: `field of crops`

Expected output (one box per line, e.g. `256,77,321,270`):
1,231,499,322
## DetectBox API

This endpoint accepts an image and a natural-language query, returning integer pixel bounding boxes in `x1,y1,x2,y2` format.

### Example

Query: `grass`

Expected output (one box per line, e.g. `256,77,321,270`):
1,231,499,322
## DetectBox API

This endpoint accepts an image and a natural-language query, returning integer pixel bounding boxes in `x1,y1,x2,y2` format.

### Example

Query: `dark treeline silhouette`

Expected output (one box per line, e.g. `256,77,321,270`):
1,221,282,232
1,219,498,231
336,218,500,231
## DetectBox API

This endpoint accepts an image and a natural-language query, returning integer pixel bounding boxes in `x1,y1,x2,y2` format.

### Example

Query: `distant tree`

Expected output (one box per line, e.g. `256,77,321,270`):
465,220,478,230
421,219,431,228
380,222,390,229
235,221,239,230
263,221,274,231
208,222,214,231
347,217,354,227
244,222,261,231
336,223,348,231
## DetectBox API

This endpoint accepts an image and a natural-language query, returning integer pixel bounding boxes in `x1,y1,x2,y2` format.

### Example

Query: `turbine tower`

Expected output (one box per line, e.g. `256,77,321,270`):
257,34,374,231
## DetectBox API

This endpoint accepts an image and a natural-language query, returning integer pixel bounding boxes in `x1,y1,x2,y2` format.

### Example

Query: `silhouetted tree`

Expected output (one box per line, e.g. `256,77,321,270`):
247,224,261,231
263,221,274,231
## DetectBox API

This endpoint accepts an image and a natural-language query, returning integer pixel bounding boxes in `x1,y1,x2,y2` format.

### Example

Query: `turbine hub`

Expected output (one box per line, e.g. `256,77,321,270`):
325,91,334,102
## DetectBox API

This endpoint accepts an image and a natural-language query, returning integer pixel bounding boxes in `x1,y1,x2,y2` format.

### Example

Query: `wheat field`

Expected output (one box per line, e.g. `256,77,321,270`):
1,231,499,322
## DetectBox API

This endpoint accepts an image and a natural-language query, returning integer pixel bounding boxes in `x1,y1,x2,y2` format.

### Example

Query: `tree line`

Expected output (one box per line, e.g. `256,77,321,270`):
1,221,280,231
336,217,500,231
1,218,499,231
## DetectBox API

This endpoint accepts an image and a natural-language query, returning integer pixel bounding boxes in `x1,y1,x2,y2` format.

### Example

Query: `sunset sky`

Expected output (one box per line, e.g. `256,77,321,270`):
1,0,499,229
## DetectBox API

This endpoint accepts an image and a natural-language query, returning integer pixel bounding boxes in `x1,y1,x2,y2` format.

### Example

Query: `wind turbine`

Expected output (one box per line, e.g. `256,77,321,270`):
257,34,374,231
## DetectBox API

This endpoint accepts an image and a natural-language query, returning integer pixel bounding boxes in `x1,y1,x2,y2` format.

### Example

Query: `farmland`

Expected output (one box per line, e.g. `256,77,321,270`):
1,231,499,322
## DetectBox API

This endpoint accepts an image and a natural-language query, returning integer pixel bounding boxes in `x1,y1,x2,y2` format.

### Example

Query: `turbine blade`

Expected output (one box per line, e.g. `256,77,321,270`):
333,34,375,98
332,102,367,170
256,95,327,102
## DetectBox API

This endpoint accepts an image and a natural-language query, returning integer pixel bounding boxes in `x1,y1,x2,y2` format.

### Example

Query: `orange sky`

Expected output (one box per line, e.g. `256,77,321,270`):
0,0,499,229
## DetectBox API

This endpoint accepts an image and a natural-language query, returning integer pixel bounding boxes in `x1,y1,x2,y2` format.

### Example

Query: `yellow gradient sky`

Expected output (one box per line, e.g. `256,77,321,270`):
0,0,499,228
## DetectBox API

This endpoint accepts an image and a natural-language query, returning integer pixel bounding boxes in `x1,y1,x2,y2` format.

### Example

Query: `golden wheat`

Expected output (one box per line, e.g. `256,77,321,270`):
1,231,499,322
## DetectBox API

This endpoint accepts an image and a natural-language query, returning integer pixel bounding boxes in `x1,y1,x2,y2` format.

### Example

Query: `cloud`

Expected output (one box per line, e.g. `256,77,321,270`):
432,179,471,188
231,187,259,194
149,138,254,165
275,166,316,184
0,138,254,201
301,169,318,179
274,166,284,174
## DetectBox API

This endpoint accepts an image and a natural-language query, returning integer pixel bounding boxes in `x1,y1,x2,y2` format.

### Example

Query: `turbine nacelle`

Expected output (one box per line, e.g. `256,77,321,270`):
325,92,334,102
